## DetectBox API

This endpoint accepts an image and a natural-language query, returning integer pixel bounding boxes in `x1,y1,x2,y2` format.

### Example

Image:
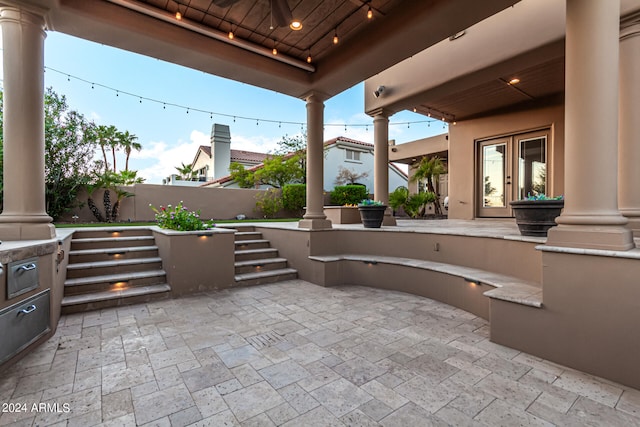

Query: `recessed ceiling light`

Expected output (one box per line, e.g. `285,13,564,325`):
290,20,302,31
509,78,520,85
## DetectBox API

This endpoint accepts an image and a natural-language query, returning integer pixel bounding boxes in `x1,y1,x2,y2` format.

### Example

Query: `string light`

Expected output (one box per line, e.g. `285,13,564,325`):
367,6,373,19
45,66,445,130
333,29,339,44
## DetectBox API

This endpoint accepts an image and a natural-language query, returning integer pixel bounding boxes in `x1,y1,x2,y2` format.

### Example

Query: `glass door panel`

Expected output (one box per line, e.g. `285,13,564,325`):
478,139,511,217
517,136,547,200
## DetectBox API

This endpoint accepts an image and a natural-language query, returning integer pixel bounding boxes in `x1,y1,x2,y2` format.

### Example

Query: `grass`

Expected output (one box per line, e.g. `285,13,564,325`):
55,218,300,228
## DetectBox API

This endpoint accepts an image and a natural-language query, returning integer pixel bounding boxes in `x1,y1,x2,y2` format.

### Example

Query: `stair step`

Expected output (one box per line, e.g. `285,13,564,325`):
66,257,163,279
218,225,256,232
71,236,155,250
234,257,289,274
235,248,279,261
234,231,263,241
65,269,166,287
235,268,298,286
61,283,171,314
234,239,270,250
69,245,159,263
67,257,163,271
71,228,153,238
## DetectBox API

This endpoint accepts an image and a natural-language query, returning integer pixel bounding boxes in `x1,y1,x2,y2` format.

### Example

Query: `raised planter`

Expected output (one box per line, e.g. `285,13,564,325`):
358,205,387,228
510,199,564,237
323,206,361,224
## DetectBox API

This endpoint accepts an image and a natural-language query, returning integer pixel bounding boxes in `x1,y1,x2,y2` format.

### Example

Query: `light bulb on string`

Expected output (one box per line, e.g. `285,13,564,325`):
333,29,339,44
367,6,373,19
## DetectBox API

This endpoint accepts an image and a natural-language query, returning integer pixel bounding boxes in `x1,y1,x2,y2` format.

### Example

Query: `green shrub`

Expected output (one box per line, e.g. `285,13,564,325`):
149,201,214,231
389,186,409,211
404,191,436,218
282,184,306,216
255,189,283,218
330,185,368,206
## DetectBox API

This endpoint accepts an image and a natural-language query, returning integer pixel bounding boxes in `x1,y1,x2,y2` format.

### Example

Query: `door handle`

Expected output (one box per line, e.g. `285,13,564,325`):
18,263,37,272
17,305,37,315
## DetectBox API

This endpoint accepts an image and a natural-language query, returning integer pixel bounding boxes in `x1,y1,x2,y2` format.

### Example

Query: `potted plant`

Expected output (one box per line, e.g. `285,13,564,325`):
358,199,387,228
510,194,564,237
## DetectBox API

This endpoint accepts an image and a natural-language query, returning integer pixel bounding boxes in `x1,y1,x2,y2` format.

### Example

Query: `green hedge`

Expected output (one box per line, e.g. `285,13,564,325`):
282,184,306,216
330,185,368,205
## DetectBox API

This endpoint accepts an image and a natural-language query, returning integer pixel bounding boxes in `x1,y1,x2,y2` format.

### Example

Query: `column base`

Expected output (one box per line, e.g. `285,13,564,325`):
298,218,333,230
546,224,635,251
383,209,397,226
625,217,640,239
0,223,56,240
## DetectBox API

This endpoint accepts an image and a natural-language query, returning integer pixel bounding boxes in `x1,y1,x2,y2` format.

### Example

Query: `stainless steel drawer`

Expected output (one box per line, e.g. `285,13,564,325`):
7,257,39,299
0,289,50,364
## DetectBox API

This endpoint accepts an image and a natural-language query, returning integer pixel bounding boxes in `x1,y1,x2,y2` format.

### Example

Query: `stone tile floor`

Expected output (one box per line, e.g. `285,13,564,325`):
1,280,640,426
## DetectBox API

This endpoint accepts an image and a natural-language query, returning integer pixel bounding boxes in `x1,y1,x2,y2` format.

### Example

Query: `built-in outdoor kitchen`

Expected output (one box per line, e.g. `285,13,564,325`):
0,233,71,369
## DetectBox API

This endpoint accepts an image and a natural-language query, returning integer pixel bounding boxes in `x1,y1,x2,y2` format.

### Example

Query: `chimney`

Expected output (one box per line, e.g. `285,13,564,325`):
210,123,231,180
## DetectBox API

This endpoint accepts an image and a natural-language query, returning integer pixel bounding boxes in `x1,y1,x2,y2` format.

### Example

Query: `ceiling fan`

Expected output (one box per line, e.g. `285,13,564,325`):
212,0,293,28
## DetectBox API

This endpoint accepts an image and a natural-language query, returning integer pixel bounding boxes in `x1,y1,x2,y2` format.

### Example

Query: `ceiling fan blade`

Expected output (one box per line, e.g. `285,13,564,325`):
271,0,292,27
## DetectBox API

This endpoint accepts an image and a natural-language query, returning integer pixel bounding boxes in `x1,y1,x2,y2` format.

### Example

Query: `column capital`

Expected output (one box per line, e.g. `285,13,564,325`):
368,108,394,119
0,3,49,29
621,11,640,40
302,91,329,104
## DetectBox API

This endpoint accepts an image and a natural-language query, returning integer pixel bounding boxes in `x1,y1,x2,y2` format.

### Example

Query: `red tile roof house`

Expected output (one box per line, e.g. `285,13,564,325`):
192,125,407,192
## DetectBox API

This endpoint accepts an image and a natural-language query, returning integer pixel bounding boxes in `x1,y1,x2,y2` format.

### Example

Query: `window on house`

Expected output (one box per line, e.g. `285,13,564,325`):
345,149,361,162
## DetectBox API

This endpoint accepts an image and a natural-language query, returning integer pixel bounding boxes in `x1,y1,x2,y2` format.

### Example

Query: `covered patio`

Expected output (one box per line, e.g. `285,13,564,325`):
2,280,639,426
2,1,640,423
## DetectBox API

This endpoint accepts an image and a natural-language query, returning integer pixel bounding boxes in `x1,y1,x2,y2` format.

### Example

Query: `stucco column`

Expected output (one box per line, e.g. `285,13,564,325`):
0,6,55,240
372,110,396,226
299,93,332,229
546,0,634,250
618,12,640,238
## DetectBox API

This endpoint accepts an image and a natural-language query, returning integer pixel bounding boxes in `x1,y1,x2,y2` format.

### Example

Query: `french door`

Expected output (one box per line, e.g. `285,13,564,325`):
477,130,548,217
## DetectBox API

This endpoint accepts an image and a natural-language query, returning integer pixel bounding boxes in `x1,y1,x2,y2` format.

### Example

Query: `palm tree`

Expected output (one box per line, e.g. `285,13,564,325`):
175,162,197,181
95,125,117,173
119,131,142,171
410,156,447,215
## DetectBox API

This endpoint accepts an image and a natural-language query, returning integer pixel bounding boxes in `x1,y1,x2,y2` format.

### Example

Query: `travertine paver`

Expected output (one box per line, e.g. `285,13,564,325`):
1,280,639,426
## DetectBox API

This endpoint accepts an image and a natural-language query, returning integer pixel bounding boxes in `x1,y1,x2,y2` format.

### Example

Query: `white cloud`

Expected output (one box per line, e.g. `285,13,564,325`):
132,130,205,183
230,133,281,153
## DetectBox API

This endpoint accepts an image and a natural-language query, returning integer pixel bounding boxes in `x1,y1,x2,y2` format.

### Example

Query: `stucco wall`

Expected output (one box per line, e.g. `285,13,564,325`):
58,184,283,223
448,102,565,219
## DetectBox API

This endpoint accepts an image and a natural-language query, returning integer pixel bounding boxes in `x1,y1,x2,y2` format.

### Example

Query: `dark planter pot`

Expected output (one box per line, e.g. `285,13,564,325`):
510,199,564,237
358,205,387,228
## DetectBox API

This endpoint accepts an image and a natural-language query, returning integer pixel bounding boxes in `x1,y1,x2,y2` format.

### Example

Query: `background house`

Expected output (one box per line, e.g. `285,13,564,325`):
194,126,408,192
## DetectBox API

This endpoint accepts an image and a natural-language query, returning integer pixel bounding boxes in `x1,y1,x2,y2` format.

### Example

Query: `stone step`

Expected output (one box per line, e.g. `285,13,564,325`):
64,269,167,295
234,257,289,274
71,228,154,239
66,257,163,279
235,248,279,262
234,231,263,241
217,224,256,233
69,245,159,263
61,283,171,314
234,268,298,287
71,235,156,251
234,239,271,250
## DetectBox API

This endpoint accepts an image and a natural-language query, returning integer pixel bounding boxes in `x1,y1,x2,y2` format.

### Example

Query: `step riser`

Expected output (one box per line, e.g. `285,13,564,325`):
235,250,279,262
235,261,288,275
64,275,167,296
234,233,263,241
72,229,153,239
219,225,255,233
235,241,270,250
71,239,156,251
70,249,159,264
66,261,163,279
236,272,297,287
61,291,170,315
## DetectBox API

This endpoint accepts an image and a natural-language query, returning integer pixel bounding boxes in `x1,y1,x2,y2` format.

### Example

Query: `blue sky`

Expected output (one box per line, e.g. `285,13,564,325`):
4,31,447,183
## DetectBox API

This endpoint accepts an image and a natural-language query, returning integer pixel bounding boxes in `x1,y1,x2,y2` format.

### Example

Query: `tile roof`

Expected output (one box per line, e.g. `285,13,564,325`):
230,149,269,163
